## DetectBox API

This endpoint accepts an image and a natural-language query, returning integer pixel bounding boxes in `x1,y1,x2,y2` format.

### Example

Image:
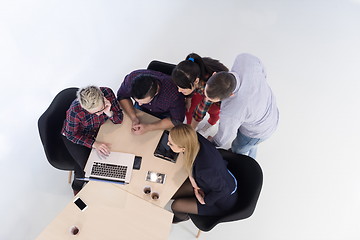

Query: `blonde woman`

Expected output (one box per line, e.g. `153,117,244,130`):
62,86,123,195
169,124,238,223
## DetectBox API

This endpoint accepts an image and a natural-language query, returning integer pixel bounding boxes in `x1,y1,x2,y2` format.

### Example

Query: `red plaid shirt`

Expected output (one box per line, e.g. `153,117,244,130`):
61,87,123,148
192,81,220,122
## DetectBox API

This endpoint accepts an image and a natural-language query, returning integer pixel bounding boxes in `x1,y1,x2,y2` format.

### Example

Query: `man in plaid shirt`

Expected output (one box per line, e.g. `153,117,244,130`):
117,69,185,135
61,86,123,194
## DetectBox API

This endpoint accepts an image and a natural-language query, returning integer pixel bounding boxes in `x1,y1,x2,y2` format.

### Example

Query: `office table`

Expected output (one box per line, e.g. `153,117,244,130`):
37,110,188,239
95,109,188,208
37,181,173,240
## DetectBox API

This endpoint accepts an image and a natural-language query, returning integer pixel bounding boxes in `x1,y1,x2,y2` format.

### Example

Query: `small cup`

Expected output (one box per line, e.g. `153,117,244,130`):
69,226,80,235
143,186,152,195
151,192,159,200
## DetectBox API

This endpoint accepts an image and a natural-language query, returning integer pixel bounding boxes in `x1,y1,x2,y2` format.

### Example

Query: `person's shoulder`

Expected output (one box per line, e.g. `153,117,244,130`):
130,69,151,75
68,100,85,117
100,86,111,92
156,73,180,95
197,133,219,155
150,70,171,82
124,69,149,81
130,69,167,77
234,53,261,66
197,133,209,144
100,87,115,96
69,99,80,109
125,69,170,82
235,53,259,60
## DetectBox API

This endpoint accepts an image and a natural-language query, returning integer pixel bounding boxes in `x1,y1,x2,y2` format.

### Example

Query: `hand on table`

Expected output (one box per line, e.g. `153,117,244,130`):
132,123,149,135
131,117,140,132
93,141,110,158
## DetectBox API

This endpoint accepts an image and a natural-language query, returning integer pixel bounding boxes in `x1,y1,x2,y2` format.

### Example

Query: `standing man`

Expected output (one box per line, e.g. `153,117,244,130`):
117,69,185,135
205,53,279,158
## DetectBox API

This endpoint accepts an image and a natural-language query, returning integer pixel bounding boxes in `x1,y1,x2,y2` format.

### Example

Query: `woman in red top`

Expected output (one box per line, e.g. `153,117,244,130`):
172,53,228,133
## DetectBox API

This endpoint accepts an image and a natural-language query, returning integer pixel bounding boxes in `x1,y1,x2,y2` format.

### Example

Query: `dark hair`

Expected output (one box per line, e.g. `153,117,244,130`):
131,75,159,99
206,72,236,100
172,53,228,89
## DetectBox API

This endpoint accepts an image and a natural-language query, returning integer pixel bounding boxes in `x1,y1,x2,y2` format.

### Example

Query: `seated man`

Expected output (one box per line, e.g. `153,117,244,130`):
117,69,185,135
61,86,123,195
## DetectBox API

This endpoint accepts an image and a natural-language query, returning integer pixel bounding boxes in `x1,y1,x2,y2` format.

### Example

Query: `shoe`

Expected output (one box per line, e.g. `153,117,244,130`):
172,215,190,224
73,189,80,196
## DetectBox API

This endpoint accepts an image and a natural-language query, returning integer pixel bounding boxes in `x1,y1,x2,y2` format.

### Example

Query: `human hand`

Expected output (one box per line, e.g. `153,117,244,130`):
103,98,113,116
194,188,205,205
132,123,148,135
93,141,110,157
131,117,140,131
190,119,200,129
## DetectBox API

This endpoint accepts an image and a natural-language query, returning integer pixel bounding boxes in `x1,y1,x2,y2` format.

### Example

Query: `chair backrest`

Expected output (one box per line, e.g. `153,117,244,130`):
147,60,176,75
38,88,78,170
189,149,263,231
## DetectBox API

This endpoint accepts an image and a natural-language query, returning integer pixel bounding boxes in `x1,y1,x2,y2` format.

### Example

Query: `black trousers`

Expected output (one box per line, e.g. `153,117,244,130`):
62,136,91,191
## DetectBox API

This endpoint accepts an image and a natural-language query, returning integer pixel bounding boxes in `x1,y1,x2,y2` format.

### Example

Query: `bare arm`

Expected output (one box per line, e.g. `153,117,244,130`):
190,118,200,129
119,99,137,121
133,118,174,135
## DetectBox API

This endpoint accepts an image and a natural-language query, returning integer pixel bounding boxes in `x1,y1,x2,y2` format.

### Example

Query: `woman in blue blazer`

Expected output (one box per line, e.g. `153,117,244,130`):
169,124,238,223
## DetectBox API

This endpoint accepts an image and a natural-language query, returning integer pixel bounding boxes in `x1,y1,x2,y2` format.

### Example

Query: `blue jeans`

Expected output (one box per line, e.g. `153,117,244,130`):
231,130,264,159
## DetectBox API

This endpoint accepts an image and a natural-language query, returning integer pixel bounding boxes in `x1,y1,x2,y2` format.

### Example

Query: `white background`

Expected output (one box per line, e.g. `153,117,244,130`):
0,0,360,239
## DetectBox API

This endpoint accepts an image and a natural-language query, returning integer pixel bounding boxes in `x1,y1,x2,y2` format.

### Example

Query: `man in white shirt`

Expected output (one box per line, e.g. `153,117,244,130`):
205,53,279,158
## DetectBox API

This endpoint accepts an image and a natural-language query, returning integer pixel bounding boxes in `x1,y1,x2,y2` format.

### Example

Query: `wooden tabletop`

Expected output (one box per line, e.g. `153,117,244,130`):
94,110,188,208
37,110,188,239
36,181,173,240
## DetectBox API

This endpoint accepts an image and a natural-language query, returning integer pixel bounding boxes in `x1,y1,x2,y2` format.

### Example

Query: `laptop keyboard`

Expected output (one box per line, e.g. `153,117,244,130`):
91,162,127,179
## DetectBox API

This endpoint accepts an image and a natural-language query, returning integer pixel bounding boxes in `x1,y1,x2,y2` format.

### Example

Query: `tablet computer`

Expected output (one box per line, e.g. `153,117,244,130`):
154,130,179,163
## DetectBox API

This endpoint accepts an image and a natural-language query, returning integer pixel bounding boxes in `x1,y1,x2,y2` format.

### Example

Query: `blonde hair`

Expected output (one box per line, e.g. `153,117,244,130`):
169,124,200,174
77,86,104,111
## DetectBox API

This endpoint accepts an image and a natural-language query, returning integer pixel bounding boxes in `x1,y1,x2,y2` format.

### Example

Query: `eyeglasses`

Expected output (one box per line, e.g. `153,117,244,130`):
92,103,106,114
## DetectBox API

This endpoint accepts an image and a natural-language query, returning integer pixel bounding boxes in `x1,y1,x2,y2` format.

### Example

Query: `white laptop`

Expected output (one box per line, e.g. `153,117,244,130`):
82,149,135,184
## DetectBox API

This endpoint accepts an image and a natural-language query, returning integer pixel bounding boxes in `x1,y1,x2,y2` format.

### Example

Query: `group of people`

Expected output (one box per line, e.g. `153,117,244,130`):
61,52,279,223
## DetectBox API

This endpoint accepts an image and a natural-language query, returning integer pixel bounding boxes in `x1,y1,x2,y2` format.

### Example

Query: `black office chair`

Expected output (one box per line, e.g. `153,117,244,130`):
189,149,263,238
38,87,79,183
147,60,176,75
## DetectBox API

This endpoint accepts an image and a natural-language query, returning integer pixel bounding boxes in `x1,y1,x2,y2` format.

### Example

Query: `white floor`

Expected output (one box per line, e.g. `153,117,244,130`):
1,0,360,239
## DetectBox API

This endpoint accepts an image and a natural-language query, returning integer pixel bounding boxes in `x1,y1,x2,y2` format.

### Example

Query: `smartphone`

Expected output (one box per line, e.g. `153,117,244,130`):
73,197,88,211
133,156,142,170
146,171,166,184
